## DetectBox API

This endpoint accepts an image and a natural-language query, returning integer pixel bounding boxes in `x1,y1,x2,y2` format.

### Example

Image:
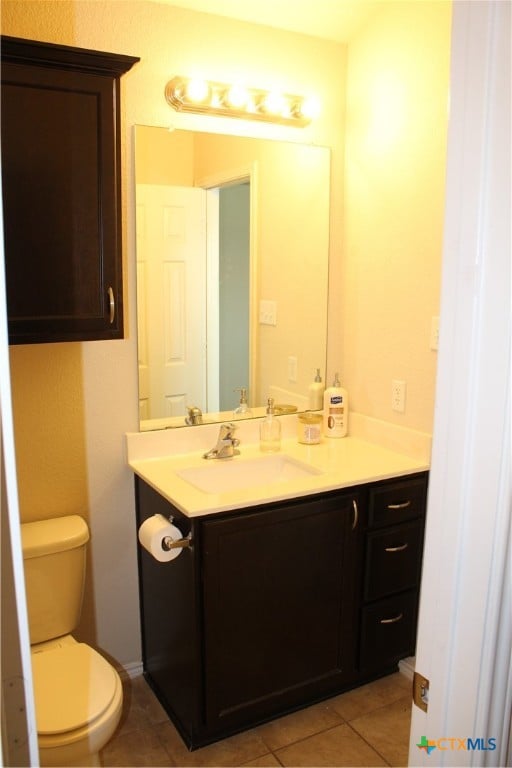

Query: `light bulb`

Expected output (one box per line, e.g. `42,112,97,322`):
262,91,286,116
224,84,249,109
185,78,210,104
299,96,321,120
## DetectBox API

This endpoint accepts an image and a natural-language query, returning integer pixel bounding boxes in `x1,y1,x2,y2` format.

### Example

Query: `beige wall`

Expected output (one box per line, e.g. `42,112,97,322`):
342,1,451,432
2,0,346,667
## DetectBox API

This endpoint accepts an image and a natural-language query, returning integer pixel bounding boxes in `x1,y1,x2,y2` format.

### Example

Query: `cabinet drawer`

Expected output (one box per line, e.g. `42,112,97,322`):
369,476,427,528
360,591,418,672
364,520,424,601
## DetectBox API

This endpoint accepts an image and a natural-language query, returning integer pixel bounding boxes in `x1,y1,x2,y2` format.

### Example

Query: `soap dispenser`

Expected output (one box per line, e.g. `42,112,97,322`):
308,368,324,410
260,397,281,452
233,387,252,417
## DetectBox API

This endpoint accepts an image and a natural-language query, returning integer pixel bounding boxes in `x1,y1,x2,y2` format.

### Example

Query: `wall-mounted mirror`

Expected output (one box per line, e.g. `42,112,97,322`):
135,126,330,430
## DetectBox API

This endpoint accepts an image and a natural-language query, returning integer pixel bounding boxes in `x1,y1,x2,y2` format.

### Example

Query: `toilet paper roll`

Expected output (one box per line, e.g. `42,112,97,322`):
138,514,185,562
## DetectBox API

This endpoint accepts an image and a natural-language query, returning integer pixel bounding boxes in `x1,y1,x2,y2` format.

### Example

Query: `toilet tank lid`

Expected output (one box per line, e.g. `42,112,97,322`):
21,516,89,559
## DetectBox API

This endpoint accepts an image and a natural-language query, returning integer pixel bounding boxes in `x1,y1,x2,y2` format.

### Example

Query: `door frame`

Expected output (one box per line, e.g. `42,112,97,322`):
197,162,259,410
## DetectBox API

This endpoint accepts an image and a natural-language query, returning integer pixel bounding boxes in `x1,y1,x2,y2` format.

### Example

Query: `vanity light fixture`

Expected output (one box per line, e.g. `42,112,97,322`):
165,76,319,127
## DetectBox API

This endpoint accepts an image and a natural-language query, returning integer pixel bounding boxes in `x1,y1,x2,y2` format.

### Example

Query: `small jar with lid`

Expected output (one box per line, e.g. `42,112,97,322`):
297,411,322,444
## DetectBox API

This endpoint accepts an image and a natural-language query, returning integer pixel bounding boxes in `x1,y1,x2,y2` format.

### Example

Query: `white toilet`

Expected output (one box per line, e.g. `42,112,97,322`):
21,515,123,767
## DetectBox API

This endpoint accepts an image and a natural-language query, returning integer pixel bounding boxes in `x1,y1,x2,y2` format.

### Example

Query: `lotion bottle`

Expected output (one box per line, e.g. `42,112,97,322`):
308,369,324,410
323,373,348,437
260,397,281,452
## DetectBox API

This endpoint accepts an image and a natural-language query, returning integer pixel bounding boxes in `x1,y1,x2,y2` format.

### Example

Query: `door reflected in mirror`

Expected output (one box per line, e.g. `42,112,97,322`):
135,126,330,430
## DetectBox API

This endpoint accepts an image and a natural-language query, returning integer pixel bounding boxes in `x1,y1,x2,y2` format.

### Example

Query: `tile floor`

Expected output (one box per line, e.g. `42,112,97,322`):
100,671,413,767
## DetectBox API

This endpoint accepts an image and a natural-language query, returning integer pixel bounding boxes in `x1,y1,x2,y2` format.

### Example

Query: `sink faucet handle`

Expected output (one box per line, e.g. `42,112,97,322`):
203,422,240,459
220,421,238,439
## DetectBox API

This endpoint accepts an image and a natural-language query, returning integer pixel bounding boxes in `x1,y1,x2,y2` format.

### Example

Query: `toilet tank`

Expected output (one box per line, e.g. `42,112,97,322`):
21,516,90,645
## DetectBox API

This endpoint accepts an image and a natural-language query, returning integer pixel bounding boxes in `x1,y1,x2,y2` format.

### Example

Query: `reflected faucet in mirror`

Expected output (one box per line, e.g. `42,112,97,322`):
185,406,203,426
135,126,330,431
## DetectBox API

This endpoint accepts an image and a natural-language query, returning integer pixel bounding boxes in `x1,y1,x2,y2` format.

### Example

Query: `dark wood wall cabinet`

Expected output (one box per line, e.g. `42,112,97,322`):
135,471,428,749
1,36,139,344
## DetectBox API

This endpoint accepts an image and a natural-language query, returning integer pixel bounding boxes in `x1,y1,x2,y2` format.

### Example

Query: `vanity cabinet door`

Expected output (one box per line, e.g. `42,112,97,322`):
200,491,363,734
0,36,138,344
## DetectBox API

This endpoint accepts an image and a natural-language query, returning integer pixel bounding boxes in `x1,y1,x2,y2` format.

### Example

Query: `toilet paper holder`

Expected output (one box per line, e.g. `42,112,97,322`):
162,516,192,551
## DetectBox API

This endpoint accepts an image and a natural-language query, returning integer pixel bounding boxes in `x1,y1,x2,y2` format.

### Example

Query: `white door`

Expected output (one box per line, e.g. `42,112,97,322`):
136,184,207,420
409,2,511,765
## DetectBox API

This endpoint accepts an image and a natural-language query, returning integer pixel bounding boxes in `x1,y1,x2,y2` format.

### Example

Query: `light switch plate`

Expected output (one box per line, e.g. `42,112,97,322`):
259,299,277,326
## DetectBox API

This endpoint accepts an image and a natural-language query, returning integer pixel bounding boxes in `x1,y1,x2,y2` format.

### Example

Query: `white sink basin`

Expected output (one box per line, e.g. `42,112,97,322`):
176,454,323,494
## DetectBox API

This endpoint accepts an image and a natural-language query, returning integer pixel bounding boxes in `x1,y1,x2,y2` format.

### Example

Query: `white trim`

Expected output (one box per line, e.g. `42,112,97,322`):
0,171,39,764
398,656,416,682
205,188,220,412
120,661,144,680
198,162,259,408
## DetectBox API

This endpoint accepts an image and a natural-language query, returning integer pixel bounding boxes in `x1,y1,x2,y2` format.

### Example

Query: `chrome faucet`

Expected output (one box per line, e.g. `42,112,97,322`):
203,422,240,459
185,406,203,426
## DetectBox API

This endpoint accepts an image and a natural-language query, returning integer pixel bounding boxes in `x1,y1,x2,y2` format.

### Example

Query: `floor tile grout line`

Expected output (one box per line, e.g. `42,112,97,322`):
347,707,406,766
270,746,286,767
261,720,350,757
344,720,394,767
341,691,413,726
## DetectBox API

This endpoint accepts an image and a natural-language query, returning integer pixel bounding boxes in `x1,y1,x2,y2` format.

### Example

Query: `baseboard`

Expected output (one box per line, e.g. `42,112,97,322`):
399,656,416,680
119,660,143,679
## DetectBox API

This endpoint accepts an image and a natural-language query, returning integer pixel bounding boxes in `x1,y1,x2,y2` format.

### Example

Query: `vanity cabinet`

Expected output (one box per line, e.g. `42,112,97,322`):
134,470,427,749
0,36,139,344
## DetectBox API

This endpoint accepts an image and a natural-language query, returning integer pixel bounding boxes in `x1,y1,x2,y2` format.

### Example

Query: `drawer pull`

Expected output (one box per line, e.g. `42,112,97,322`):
108,286,115,324
387,500,412,510
351,499,359,530
385,543,409,553
380,612,404,625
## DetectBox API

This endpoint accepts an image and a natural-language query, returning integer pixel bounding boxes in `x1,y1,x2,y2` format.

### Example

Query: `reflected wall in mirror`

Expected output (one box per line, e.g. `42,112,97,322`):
135,126,330,430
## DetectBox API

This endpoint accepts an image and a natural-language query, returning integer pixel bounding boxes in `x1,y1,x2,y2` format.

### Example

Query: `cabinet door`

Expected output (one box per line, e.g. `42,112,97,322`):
201,493,360,733
1,38,138,343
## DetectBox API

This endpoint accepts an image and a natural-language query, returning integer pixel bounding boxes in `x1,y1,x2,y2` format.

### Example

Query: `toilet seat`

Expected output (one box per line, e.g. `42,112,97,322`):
32,642,118,735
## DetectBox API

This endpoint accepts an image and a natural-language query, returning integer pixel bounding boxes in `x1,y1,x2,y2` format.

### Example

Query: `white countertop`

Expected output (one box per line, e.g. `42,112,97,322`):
127,417,430,517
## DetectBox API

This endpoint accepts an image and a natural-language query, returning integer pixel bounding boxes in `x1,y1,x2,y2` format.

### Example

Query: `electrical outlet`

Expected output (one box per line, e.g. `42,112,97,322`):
392,379,406,413
430,316,440,350
288,356,298,382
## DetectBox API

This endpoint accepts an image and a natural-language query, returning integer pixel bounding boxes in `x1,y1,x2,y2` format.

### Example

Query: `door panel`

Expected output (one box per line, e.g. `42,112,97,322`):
136,184,207,419
201,495,357,730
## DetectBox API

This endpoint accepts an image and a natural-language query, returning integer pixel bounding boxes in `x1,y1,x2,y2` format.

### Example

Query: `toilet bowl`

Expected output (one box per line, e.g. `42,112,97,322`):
32,638,123,767
21,516,124,767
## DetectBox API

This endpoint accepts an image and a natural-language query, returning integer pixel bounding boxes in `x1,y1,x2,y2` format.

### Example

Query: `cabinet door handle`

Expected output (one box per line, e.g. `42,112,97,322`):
108,286,115,324
351,499,359,530
387,500,411,510
385,543,409,553
380,612,403,624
